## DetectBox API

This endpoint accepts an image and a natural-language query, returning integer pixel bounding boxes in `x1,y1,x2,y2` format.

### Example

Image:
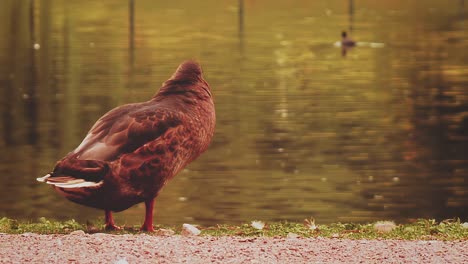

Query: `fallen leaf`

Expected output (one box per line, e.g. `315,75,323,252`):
304,217,317,231
155,228,175,236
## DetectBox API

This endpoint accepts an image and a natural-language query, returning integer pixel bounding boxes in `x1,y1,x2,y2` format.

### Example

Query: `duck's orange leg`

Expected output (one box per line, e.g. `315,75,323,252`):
140,198,155,232
104,210,121,230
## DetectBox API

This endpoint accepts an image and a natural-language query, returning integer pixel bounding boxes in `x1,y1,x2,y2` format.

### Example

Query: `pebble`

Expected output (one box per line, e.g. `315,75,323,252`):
251,221,265,230
114,257,128,264
181,224,201,236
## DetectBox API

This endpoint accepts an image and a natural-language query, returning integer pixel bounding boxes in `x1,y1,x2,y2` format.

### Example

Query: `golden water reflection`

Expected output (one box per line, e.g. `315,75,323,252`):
0,0,467,225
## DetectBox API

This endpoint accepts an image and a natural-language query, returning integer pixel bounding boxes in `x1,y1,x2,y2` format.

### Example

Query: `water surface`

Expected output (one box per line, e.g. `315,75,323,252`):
0,0,467,226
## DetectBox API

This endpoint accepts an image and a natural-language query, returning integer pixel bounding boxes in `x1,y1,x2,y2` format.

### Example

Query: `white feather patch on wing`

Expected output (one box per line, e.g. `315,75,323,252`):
36,174,51,182
52,180,104,188
53,179,86,185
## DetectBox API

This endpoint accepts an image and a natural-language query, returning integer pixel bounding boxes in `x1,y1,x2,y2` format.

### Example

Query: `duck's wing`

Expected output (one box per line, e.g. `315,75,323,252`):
39,103,183,188
76,103,182,161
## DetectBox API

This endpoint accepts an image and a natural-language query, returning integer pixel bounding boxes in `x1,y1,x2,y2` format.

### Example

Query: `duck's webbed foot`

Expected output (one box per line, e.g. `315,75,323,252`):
104,210,121,231
140,198,155,232
140,223,155,232
105,223,122,231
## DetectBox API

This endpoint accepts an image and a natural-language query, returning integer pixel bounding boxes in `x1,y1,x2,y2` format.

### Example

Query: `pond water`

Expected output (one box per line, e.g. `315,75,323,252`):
0,0,467,226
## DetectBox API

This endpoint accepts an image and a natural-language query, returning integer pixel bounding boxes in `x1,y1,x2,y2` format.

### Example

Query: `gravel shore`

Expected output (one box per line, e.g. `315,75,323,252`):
1,233,467,263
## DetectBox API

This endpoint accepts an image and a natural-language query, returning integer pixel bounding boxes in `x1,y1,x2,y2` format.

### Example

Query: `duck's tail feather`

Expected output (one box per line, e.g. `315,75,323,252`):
49,180,103,188
36,173,51,182
37,158,108,188
37,173,103,188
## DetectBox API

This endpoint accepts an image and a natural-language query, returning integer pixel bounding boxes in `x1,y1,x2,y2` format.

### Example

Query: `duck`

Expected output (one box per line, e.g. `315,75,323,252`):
341,31,356,47
36,60,216,231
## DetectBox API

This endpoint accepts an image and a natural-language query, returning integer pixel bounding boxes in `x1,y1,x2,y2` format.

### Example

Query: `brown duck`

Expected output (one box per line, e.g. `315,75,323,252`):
37,61,215,231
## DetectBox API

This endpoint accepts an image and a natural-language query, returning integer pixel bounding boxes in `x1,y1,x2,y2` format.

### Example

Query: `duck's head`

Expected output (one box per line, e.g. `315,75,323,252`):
342,31,348,38
157,60,212,99
169,60,203,82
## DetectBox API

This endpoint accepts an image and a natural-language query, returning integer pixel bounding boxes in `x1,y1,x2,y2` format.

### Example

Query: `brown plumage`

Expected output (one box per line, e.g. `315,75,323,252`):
37,61,215,231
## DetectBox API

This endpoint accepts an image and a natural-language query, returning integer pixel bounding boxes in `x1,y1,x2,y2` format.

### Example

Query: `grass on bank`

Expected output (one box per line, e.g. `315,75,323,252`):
0,217,467,240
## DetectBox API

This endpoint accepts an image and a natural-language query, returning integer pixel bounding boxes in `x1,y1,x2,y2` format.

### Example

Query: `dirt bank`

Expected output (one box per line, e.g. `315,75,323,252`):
1,233,467,263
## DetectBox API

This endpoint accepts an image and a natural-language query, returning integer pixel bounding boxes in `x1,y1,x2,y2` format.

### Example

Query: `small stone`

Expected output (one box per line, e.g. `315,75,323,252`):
21,232,35,237
70,230,86,235
251,221,265,230
462,222,468,229
287,232,300,239
181,224,201,236
114,257,128,264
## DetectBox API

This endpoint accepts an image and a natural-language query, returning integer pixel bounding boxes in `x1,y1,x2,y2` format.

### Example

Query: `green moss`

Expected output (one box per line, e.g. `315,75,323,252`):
0,217,84,234
1,217,467,240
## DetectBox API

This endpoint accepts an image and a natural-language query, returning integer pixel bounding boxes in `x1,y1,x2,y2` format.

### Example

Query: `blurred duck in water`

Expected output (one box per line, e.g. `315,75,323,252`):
36,60,216,232
341,31,356,57
341,31,356,47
